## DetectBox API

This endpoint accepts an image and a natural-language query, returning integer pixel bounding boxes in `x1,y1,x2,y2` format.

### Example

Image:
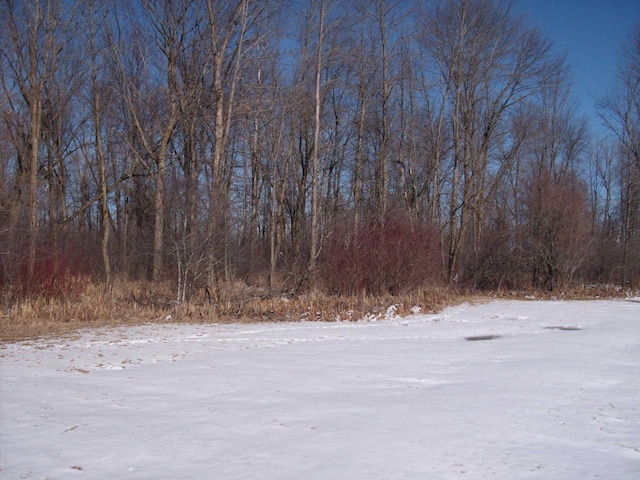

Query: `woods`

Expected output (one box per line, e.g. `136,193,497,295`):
1,0,639,310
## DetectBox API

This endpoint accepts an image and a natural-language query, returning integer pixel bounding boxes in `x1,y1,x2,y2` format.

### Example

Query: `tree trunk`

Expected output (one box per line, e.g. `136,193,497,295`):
89,4,111,284
309,0,325,280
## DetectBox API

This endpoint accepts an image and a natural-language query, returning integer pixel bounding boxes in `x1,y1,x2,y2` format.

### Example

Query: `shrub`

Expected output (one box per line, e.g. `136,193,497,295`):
465,227,529,291
12,240,90,301
522,172,593,290
320,214,440,296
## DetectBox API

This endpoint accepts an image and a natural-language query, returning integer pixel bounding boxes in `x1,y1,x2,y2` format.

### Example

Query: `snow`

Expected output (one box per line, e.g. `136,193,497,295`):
1,300,639,479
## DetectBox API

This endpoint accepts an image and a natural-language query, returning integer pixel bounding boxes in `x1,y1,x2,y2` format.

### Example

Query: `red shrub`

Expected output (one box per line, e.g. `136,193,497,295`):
321,215,440,296
15,240,90,301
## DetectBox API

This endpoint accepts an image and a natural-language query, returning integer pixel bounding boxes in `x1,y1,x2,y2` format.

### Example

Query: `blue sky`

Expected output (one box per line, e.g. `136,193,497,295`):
512,0,640,136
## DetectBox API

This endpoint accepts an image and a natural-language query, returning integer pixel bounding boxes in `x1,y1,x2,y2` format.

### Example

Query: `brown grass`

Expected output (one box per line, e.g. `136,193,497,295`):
1,280,634,342
1,280,177,341
0,280,467,342
488,284,637,301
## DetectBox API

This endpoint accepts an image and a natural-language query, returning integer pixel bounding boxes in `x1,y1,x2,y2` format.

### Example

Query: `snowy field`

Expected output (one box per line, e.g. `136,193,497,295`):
1,300,639,479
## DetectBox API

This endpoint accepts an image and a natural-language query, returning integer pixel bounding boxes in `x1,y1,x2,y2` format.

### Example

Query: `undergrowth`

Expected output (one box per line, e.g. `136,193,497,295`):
0,279,636,342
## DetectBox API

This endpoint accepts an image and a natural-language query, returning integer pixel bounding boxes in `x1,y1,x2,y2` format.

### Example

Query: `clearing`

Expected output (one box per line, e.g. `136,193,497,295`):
1,300,639,479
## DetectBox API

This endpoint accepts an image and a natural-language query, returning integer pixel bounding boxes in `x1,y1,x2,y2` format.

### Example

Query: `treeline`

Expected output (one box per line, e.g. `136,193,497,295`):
1,0,638,304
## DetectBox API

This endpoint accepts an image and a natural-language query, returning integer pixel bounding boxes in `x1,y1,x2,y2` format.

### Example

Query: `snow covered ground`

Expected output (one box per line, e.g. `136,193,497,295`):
1,300,639,479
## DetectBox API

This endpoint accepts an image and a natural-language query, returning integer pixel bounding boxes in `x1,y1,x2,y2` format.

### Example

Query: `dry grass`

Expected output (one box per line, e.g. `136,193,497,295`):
0,280,466,342
207,286,467,323
1,279,634,342
488,284,638,301
1,280,177,342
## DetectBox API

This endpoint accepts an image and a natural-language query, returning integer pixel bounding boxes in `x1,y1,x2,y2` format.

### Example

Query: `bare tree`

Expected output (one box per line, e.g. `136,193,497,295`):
420,0,559,283
1,0,72,278
308,0,326,282
597,22,640,287
523,171,592,290
599,22,640,173
109,0,199,280
1,0,636,302
86,0,112,284
204,0,250,293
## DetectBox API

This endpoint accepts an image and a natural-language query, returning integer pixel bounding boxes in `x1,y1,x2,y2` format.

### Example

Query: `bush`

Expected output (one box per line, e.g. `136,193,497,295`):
320,214,440,296
522,172,593,290
464,227,529,291
11,240,90,301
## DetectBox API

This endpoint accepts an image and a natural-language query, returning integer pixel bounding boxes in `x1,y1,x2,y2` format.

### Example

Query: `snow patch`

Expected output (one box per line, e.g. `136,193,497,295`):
1,300,639,479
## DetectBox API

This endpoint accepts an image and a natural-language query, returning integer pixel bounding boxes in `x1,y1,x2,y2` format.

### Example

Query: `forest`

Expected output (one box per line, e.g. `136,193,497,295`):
1,0,639,324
